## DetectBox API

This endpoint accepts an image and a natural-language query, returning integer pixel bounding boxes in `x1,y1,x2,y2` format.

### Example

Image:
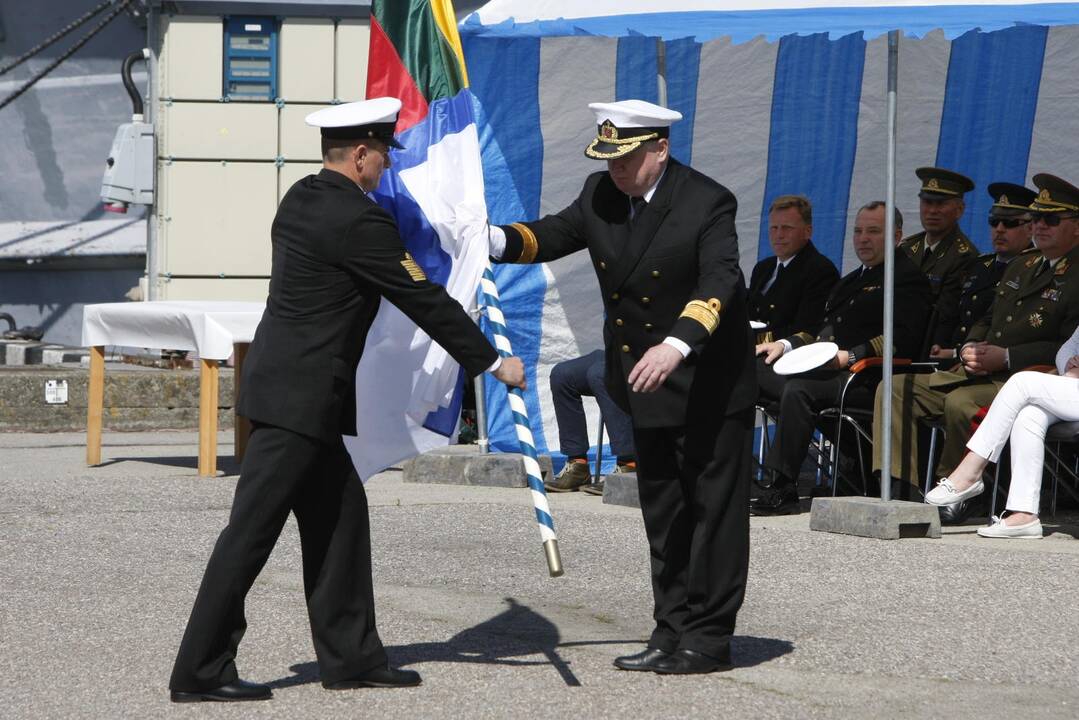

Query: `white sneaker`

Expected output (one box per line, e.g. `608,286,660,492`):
976,516,1043,539
925,477,984,506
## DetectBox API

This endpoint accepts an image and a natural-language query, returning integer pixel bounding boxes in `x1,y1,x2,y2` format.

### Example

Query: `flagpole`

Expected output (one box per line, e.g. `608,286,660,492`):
479,266,563,577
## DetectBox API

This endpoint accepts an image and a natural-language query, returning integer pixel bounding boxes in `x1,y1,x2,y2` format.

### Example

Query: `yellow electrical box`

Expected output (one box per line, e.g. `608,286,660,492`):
160,102,278,160
279,18,335,102
159,161,277,276
159,15,224,101
279,104,329,162
336,19,370,101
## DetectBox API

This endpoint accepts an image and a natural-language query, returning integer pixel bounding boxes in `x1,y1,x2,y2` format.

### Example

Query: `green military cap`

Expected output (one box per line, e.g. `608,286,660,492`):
1030,173,1079,213
987,182,1036,218
916,166,975,199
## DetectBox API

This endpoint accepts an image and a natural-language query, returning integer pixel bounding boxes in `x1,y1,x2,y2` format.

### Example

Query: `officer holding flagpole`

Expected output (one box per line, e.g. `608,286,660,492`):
168,97,525,703
490,100,755,674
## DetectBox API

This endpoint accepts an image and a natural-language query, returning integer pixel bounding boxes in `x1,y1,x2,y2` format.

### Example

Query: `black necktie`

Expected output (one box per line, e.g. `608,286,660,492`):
630,196,647,225
1035,259,1050,278
764,262,785,294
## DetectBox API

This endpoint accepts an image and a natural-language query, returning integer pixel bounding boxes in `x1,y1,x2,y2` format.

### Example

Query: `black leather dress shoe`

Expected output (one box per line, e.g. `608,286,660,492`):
750,484,800,515
324,665,422,689
170,679,272,703
652,648,733,675
613,647,671,671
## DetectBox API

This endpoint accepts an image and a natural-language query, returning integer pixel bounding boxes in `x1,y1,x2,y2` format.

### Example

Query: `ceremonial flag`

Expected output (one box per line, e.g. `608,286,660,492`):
345,0,492,479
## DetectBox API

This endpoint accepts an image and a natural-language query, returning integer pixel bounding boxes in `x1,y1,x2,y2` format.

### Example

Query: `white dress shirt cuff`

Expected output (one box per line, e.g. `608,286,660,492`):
488,224,507,260
486,356,502,374
663,337,692,358
779,339,793,354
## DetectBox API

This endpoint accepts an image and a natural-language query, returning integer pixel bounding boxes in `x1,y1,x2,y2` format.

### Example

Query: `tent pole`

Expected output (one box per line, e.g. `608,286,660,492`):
880,30,899,502
656,37,667,107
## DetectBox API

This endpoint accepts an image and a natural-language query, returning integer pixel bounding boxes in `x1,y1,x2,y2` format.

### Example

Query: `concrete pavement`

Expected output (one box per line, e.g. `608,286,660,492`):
1,431,1078,719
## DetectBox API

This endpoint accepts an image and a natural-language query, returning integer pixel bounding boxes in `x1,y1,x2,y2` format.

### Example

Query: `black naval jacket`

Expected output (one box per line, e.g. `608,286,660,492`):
786,250,930,361
965,245,1079,372
747,241,839,343
901,226,976,347
237,169,497,444
496,159,756,427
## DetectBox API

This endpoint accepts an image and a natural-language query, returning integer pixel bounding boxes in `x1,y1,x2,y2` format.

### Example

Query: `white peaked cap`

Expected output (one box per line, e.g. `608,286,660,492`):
305,97,402,128
587,99,683,129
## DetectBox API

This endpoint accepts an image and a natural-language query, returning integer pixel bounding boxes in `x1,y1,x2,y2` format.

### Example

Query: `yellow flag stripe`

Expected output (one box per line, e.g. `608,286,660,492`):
430,0,470,88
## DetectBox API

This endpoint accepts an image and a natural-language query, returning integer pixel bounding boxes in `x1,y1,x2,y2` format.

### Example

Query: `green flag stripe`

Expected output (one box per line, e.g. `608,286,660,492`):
373,0,464,103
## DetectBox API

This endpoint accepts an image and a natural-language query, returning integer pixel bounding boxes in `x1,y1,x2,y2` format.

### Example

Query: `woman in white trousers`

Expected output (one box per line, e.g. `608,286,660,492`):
926,326,1079,538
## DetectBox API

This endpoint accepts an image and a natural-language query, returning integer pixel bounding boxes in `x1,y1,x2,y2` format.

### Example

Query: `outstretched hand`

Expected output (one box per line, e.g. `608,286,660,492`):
493,356,527,390
756,341,785,365
628,343,683,393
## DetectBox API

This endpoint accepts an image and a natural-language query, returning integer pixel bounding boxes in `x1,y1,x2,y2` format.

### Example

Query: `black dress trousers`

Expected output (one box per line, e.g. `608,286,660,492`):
169,422,387,692
632,407,753,660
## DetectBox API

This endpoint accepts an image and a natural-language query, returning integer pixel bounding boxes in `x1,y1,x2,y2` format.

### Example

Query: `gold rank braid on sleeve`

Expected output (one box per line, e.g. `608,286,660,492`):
510,223,539,264
795,331,815,345
400,253,427,282
869,335,885,356
679,298,722,334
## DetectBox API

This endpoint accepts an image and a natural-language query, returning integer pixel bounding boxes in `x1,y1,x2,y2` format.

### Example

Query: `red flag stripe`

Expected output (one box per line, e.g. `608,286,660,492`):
366,16,429,132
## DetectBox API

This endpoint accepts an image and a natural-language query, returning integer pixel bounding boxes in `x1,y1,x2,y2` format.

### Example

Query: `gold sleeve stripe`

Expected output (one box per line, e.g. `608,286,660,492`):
679,299,720,334
510,222,539,264
795,332,815,344
400,254,427,282
870,335,885,356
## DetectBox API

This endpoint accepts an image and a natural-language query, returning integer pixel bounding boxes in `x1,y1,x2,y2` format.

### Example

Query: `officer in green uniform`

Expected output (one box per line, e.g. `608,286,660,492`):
929,182,1036,362
901,167,978,351
874,173,1079,498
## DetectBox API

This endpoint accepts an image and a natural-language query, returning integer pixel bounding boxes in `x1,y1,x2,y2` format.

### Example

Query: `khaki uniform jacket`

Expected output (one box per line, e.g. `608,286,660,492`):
901,226,976,347
949,252,1014,353
965,244,1079,372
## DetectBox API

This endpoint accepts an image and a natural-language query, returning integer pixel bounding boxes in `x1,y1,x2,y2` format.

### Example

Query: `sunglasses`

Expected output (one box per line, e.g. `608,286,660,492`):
987,217,1028,229
1030,212,1079,227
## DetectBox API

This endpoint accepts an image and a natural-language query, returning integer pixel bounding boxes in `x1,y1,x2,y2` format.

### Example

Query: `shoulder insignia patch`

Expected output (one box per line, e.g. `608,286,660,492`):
401,253,427,282
1056,257,1069,275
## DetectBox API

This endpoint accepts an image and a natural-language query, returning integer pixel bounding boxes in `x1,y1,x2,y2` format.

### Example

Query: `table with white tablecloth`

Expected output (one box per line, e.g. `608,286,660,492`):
82,301,265,476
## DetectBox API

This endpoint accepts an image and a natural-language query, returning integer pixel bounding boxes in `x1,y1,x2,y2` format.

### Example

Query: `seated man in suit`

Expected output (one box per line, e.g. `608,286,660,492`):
901,166,978,350
752,201,930,515
544,348,636,494
927,182,1035,363
874,173,1079,502
748,195,839,346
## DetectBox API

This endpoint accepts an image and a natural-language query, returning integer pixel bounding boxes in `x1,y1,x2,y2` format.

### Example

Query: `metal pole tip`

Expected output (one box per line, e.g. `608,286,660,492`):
543,539,564,577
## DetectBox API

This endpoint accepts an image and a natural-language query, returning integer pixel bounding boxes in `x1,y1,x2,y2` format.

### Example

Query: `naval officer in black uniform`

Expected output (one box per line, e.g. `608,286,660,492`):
489,100,755,674
747,194,838,345
169,98,525,702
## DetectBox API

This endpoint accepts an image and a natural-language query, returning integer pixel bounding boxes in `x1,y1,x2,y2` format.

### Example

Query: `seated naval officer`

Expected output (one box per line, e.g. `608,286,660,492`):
901,166,977,351
874,173,1079,503
752,201,930,515
747,194,839,347
928,182,1036,364
168,98,526,703
489,99,755,675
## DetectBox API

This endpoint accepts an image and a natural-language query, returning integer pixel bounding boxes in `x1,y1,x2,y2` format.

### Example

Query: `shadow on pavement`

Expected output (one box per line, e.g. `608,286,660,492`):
268,597,794,689
92,455,242,476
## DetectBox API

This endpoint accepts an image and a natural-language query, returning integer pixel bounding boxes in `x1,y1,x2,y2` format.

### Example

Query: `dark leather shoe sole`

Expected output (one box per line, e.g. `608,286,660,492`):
324,669,422,689
170,685,272,703
613,648,671,671
653,649,733,675
750,499,801,516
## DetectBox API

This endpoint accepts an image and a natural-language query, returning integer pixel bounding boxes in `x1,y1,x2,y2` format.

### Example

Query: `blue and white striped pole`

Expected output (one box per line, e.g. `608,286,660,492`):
479,266,564,577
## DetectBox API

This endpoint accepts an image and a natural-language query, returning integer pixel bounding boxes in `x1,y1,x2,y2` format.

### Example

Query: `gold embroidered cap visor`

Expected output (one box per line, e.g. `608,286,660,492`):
584,121,669,160
916,166,975,199
1030,173,1079,213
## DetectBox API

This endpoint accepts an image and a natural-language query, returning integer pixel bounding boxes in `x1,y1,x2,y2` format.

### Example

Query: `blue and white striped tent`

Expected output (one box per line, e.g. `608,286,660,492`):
460,1,1079,466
